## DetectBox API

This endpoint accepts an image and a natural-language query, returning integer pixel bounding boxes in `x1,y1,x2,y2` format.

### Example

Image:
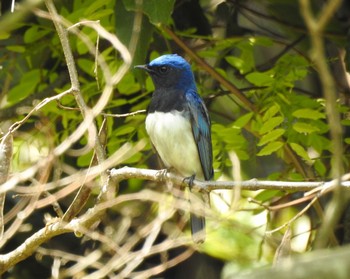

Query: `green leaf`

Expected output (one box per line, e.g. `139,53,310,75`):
83,0,111,16
0,32,10,39
257,141,284,156
259,116,284,134
117,72,141,94
115,126,135,136
76,30,98,55
262,104,280,122
235,150,250,160
309,134,331,153
236,40,255,73
293,122,320,134
24,26,50,43
289,172,304,181
257,128,285,146
6,45,26,53
77,150,93,167
123,0,175,25
233,112,254,128
7,69,41,104
314,159,326,176
292,108,325,120
253,37,274,47
246,72,274,86
86,9,114,20
77,58,95,76
341,119,350,126
289,142,311,162
255,190,282,202
267,172,282,180
225,56,245,73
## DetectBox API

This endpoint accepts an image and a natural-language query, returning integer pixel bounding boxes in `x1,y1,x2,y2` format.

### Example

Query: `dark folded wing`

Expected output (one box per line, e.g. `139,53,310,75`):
185,90,213,181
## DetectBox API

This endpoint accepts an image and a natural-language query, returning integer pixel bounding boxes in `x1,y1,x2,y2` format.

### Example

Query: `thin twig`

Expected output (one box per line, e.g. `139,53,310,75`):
101,109,146,118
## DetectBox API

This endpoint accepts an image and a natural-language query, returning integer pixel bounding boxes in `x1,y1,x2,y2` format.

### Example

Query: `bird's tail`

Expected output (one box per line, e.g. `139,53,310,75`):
190,191,209,243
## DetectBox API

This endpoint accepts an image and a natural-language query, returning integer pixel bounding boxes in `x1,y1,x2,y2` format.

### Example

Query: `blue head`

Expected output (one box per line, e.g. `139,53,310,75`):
136,54,196,90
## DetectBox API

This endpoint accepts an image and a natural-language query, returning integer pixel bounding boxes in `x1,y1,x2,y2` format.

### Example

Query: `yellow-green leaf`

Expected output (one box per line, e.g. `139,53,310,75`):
314,160,326,176
293,122,320,134
115,126,135,136
262,104,280,122
257,141,284,156
7,69,41,104
258,129,285,146
292,109,325,120
259,116,284,134
246,72,274,86
290,142,311,162
7,45,26,53
226,56,245,72
233,112,254,128
124,0,175,24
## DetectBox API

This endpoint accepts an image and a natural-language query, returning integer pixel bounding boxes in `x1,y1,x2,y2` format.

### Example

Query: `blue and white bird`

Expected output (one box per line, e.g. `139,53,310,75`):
136,54,213,243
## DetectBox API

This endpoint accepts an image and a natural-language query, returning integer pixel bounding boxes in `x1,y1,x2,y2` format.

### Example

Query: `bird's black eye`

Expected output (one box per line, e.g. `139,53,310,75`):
159,66,169,74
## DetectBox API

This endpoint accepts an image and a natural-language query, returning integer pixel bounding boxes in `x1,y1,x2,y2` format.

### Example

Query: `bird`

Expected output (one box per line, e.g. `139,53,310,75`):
135,54,213,243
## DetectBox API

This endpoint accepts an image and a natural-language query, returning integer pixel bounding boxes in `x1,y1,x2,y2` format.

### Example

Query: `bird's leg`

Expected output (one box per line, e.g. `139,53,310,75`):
183,174,196,190
157,168,174,193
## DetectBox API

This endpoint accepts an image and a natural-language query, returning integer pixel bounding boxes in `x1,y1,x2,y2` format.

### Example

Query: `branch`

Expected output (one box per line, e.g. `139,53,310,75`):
0,134,12,184
0,134,12,240
0,192,111,275
109,167,350,192
0,188,192,275
0,221,71,274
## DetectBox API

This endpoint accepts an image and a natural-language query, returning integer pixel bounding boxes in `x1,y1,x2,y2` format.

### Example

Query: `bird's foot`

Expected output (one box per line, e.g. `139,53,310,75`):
183,174,196,191
157,169,174,192
156,169,168,182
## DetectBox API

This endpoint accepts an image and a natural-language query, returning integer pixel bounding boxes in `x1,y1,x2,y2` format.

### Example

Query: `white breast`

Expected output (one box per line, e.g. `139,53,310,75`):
146,111,204,179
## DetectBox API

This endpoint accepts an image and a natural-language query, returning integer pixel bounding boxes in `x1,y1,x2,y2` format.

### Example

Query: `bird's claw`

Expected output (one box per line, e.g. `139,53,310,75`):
184,174,196,190
156,169,168,182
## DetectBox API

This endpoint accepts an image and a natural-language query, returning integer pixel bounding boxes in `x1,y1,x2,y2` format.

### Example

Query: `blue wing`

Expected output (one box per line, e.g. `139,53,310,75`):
185,90,213,181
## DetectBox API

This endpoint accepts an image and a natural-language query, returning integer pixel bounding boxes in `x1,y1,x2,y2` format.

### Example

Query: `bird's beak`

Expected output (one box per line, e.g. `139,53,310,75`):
134,64,153,73
134,64,154,73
